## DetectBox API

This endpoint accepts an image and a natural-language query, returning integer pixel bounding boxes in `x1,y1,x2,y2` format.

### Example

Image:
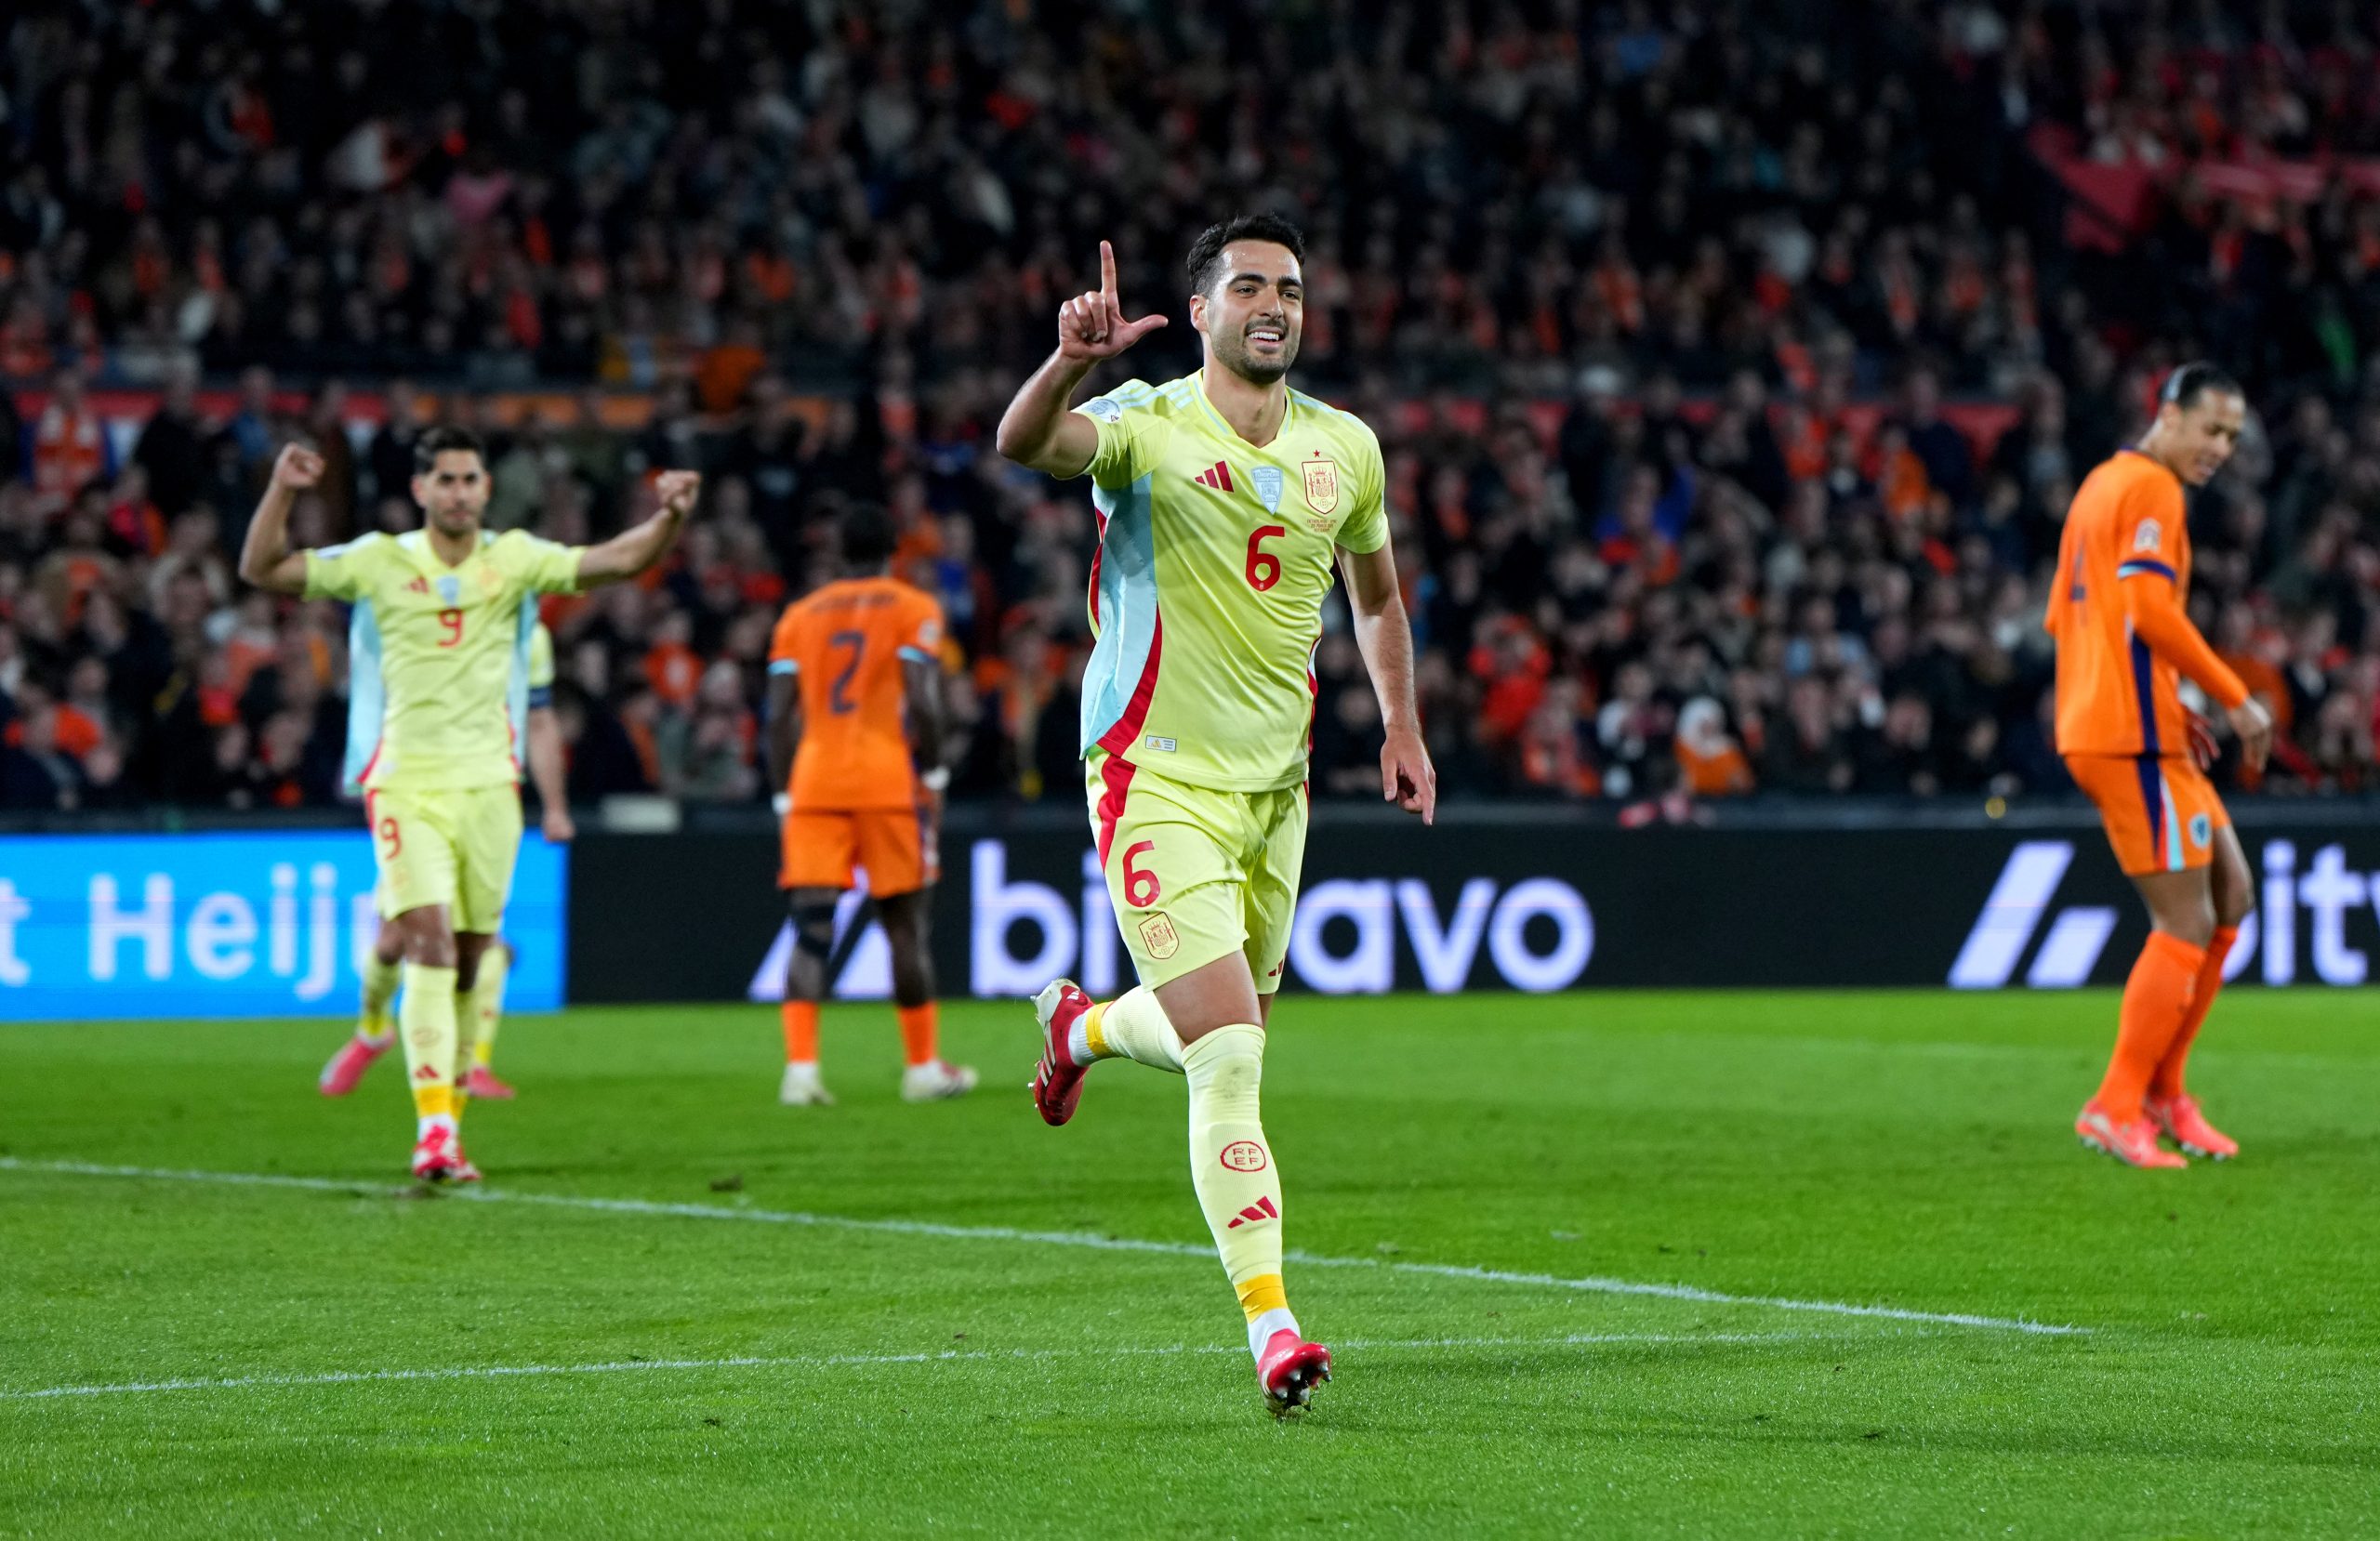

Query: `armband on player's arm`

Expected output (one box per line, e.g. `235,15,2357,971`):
2122,573,2249,710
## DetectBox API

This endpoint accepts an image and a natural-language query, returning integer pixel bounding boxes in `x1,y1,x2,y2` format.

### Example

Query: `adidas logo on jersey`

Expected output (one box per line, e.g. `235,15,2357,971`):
1193,461,1234,493
406,576,430,595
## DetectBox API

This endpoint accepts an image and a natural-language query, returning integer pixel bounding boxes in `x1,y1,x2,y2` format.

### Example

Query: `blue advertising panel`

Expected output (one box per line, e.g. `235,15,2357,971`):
0,833,565,1021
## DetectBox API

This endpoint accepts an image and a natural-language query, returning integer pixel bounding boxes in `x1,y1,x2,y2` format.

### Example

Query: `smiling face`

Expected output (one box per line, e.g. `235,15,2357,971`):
1190,240,1303,387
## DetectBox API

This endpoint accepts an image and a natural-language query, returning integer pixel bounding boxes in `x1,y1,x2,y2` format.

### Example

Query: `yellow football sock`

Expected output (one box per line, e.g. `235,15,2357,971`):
400,963,459,1127
359,952,402,1037
469,944,510,1069
1181,1022,1293,1352
1088,986,1184,1073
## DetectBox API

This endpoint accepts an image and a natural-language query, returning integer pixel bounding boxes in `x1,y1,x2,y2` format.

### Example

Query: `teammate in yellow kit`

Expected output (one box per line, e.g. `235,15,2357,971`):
318,619,573,1102
997,218,1435,1414
241,428,698,1180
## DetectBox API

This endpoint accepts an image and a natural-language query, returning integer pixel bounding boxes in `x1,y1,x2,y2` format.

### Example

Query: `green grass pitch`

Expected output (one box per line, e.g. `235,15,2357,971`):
3,989,2375,1538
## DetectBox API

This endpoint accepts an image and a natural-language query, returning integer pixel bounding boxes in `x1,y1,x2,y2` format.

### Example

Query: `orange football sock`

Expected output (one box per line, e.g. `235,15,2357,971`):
2095,931,2206,1123
2150,925,2236,1101
781,1000,819,1065
897,1003,938,1068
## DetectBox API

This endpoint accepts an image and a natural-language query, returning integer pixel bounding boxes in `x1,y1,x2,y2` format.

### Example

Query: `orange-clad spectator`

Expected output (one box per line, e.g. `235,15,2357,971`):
695,315,768,413
33,372,106,509
2214,603,2292,738
219,592,281,696
746,245,798,305
36,509,120,629
643,611,702,709
1516,681,1601,797
1469,616,1550,744
0,295,54,380
1875,424,1933,521
104,466,167,557
1778,401,1830,481
1675,697,1755,796
196,653,243,729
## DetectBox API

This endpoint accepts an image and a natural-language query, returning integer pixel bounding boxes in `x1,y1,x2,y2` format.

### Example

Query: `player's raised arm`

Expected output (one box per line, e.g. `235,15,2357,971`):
994,240,1168,478
1339,540,1435,824
575,470,701,586
237,445,327,595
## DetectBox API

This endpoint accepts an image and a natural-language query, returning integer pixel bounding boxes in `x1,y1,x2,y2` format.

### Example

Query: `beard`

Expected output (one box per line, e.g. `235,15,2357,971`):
1213,325,1298,385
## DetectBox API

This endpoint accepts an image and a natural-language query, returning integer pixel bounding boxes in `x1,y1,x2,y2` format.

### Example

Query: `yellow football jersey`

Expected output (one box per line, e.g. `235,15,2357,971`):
311,530,581,793
1073,371,1387,792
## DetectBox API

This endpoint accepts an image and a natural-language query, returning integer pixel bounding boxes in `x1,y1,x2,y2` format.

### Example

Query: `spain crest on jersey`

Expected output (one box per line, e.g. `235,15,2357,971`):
1301,454,1339,516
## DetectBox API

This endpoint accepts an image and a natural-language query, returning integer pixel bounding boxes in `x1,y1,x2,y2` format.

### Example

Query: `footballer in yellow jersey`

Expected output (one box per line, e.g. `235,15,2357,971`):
998,217,1435,1415
318,620,571,1105
242,427,697,1181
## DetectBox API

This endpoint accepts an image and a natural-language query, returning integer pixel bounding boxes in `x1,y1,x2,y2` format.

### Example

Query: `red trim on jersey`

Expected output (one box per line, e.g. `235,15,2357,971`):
1304,631,1321,754
1094,755,1137,869
1094,610,1165,758
1087,546,1102,627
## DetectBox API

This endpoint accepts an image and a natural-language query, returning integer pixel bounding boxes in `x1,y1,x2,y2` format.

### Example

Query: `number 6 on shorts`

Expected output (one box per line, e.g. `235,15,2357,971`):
1122,840,1161,907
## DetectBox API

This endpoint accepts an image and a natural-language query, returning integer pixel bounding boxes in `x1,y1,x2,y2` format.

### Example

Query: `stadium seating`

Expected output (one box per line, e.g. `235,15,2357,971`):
1,1,2375,810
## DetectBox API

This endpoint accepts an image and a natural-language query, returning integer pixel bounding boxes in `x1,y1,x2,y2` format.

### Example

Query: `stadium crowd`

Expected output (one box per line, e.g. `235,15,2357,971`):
2,0,2378,811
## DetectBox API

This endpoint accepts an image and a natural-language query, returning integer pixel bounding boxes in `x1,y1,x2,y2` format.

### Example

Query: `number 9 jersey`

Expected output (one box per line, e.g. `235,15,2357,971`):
1074,373,1387,794
306,529,583,793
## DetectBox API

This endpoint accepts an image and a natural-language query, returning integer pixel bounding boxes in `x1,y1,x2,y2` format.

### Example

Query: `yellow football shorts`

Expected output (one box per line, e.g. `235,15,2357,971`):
1085,750,1307,994
365,783,523,934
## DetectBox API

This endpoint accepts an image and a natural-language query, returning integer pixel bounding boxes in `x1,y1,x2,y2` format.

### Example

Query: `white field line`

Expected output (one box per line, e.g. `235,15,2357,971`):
0,1157,2091,1337
1,1331,1852,1403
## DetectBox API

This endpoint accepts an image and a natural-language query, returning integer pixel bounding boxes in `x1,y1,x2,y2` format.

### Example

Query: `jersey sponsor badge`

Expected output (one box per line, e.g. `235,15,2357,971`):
2189,812,2212,849
1082,397,1124,423
1137,911,1181,961
1143,735,1177,753
435,574,462,606
1301,454,1340,516
1250,465,1285,513
2133,519,2162,553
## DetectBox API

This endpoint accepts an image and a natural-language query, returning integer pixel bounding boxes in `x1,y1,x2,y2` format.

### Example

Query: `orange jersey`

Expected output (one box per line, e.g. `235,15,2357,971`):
768,576,944,810
2046,450,2241,757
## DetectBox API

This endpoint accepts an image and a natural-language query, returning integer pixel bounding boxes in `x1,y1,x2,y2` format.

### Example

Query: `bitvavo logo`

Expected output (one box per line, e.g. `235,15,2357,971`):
1950,838,2380,988
964,841,1593,997
748,841,1597,1000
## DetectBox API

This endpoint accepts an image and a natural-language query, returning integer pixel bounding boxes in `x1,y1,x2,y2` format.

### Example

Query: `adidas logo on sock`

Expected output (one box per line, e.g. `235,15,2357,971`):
1193,461,1234,492
1226,1195,1279,1230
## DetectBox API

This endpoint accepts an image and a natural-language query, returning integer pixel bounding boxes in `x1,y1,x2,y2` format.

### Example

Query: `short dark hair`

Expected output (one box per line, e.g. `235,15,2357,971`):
414,425,486,475
1185,214,1307,296
2160,361,2242,410
839,503,896,568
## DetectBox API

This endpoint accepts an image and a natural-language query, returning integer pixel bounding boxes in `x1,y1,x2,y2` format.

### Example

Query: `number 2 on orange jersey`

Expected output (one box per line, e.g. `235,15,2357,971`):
826,630,865,714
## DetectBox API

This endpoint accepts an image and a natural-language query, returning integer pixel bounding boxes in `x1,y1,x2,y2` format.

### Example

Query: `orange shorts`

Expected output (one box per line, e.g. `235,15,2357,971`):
2065,754,2229,876
778,805,938,896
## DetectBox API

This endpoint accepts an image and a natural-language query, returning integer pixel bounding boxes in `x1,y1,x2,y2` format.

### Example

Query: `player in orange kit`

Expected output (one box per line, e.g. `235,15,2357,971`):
2047,362,2274,1168
764,503,974,1106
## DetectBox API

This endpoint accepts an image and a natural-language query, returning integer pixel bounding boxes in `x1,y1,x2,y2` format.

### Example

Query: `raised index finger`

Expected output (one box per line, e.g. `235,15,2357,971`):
1100,240,1117,301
